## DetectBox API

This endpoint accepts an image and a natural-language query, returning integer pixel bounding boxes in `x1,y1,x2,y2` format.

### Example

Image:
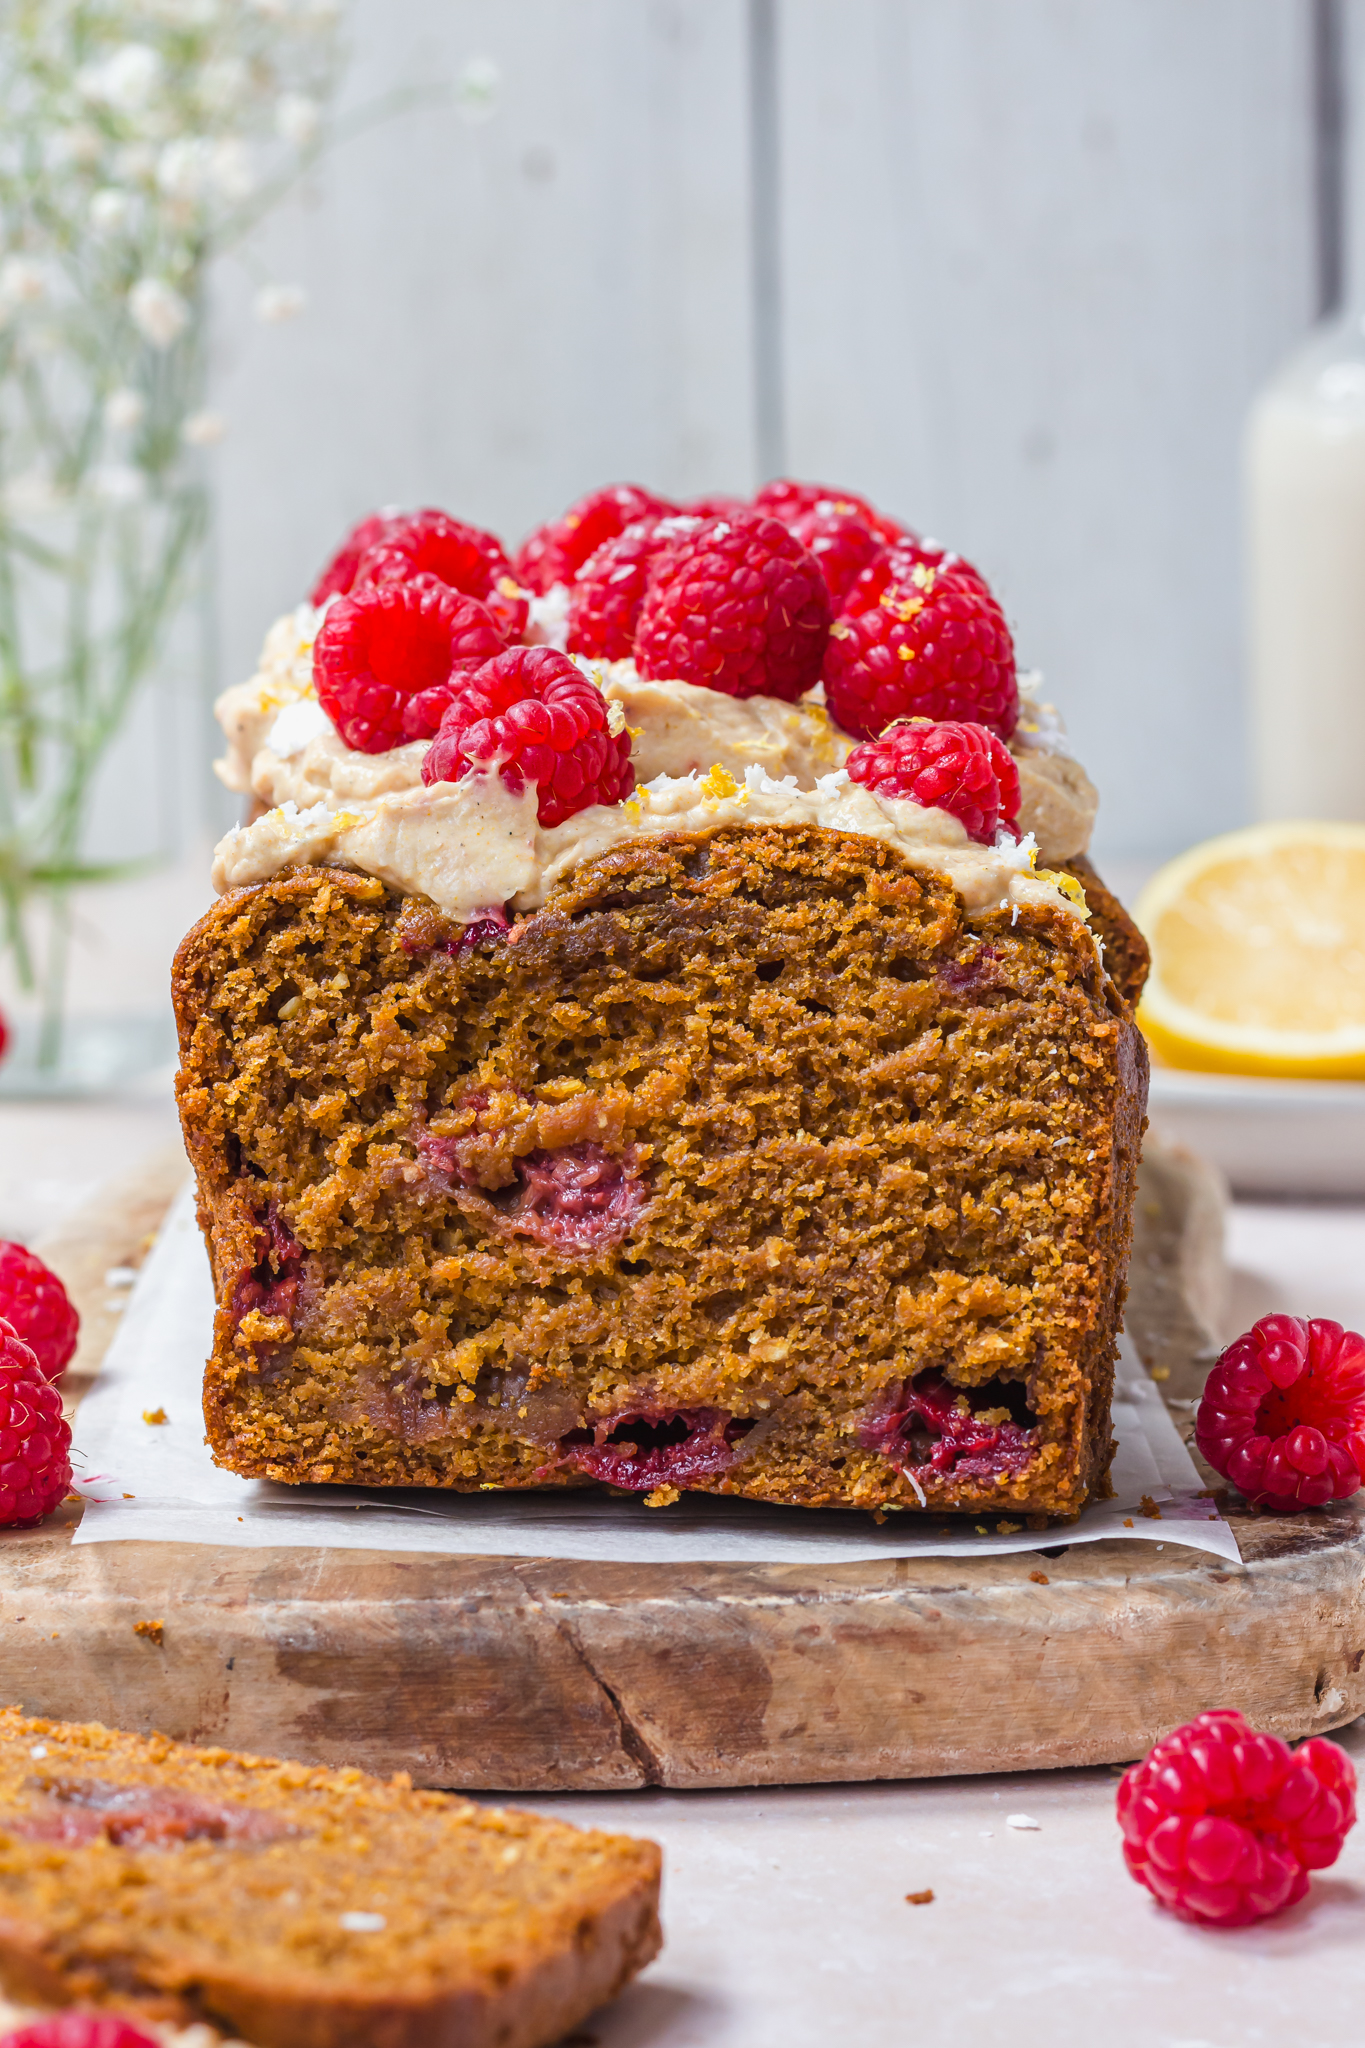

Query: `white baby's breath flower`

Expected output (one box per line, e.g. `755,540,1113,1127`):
247,0,291,17
253,282,307,324
182,409,227,446
157,138,210,200
275,93,321,148
198,56,249,112
46,125,102,170
129,276,190,349
89,463,147,507
114,142,158,183
91,187,135,232
104,387,146,431
2,468,63,517
80,44,163,114
211,139,254,201
456,56,501,123
0,258,47,307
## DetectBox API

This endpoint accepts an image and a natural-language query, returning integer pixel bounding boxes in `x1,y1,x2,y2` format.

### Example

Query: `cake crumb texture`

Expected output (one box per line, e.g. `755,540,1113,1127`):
0,1709,662,2048
174,824,1147,1517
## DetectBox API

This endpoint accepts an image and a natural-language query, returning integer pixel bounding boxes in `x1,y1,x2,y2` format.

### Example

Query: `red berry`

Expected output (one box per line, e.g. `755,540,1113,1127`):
314,577,507,753
514,485,676,594
846,719,1021,846
684,493,750,520
0,1318,73,1526
753,478,901,544
566,516,701,661
634,511,831,703
845,535,993,615
824,565,1018,741
0,1243,79,1382
309,510,397,608
421,646,634,828
0,2016,161,2048
352,509,529,641
785,505,886,611
1195,1314,1365,1512
1118,1709,1356,1926
0,1005,8,1064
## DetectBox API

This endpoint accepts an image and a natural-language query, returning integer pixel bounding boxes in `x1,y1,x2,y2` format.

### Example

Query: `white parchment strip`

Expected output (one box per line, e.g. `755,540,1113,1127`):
70,1182,1240,1565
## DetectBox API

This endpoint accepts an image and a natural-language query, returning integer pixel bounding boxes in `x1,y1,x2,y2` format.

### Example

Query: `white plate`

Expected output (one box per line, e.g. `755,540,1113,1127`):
1146,1067,1365,1199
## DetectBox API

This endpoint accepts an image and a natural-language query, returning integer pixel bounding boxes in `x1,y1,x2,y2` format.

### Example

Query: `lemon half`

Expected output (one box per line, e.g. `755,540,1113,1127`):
1135,821,1365,1079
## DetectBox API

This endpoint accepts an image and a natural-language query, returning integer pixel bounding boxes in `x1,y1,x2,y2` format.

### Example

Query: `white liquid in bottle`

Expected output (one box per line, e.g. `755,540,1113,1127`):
1246,312,1365,823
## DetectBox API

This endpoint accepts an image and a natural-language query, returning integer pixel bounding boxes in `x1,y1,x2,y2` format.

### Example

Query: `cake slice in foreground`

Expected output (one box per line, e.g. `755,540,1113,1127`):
0,1710,661,2048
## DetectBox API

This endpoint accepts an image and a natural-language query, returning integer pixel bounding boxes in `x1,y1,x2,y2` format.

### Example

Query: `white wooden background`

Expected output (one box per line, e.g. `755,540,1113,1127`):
200,0,1341,866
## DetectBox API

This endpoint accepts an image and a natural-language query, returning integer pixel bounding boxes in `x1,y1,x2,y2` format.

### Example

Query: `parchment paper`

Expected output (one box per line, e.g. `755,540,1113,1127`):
71,1183,1239,1564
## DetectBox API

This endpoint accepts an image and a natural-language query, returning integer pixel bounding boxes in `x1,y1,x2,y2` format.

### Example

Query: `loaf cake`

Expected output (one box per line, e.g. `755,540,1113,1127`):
180,485,1148,1520
0,1709,660,2048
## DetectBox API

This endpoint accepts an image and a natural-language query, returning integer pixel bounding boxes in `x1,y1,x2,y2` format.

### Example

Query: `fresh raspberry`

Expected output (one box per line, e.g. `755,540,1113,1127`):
566,515,701,661
0,2017,161,2048
785,505,887,610
352,509,528,641
1195,1315,1365,1511
845,534,993,614
752,477,902,543
685,493,750,520
824,565,1018,741
633,511,831,702
514,485,676,594
1118,1709,1356,1925
846,719,1021,845
421,646,634,828
0,1318,73,1526
314,577,506,752
309,510,396,608
0,1242,79,1382
0,1005,8,1064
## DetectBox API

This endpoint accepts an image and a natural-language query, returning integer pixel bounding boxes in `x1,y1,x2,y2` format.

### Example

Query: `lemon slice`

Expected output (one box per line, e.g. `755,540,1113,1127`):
1135,821,1365,1079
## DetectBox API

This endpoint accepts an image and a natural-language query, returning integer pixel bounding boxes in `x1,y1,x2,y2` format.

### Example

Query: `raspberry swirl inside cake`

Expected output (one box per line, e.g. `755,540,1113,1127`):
179,486,1149,1519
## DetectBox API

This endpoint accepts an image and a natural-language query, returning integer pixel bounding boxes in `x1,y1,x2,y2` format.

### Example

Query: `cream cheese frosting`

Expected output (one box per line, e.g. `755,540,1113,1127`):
212,609,1099,936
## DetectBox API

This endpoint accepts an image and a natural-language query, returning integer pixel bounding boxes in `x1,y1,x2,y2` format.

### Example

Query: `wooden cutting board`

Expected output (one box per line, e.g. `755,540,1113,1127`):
3,1136,1358,1794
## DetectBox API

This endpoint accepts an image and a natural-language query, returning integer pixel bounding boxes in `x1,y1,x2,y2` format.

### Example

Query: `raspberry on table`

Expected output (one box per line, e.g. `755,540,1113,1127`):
845,534,993,614
1118,1709,1356,1925
0,1242,79,1382
309,510,397,608
633,511,831,702
823,563,1018,741
1195,1314,1365,1512
0,2016,161,2048
314,577,506,752
514,484,676,594
846,719,1022,846
352,509,528,641
0,1318,73,1527
421,645,634,828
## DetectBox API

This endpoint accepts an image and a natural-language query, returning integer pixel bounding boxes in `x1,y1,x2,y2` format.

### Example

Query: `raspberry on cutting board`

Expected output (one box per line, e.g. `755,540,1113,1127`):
422,646,634,827
1195,1313,1365,1510
314,576,506,752
633,511,831,702
823,562,1018,740
1118,1709,1356,1925
0,1319,73,1526
514,484,676,594
846,719,1021,846
0,1242,78,1382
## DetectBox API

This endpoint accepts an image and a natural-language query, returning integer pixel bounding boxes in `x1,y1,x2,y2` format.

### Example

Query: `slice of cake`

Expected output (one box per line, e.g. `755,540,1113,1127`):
0,1709,661,2048
179,487,1148,1519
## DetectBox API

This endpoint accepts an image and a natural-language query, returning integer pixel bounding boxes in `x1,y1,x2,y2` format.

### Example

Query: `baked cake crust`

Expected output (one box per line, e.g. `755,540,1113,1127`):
174,821,1147,1521
0,1709,661,2048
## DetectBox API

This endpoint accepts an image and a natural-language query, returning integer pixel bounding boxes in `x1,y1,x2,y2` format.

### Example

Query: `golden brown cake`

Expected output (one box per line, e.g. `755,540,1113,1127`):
0,1709,660,2048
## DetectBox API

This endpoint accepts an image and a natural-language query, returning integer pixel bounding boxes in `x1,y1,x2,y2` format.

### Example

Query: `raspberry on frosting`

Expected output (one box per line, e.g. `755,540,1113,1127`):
0,1317,73,1526
0,2016,161,2048
846,719,1021,846
514,485,677,594
352,509,529,642
845,534,993,615
753,477,901,543
1118,1709,1356,1925
633,511,831,702
566,515,701,661
0,1242,79,1382
314,577,507,753
1195,1314,1365,1511
421,645,634,827
309,511,395,608
823,563,1018,741
785,504,888,611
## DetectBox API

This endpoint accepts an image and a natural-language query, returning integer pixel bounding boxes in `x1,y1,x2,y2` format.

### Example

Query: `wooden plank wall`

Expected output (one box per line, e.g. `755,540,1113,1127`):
209,0,1325,863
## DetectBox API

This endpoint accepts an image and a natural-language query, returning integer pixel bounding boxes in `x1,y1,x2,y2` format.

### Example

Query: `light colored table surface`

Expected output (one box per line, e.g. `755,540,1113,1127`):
2,1092,1364,2045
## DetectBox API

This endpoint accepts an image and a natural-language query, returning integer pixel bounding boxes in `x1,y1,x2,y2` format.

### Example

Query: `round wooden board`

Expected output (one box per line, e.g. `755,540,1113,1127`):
6,1144,1361,1793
